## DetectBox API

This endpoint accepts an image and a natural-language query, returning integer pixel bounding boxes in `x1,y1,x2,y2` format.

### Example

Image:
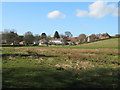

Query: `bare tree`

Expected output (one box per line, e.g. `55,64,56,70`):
89,34,96,42
65,31,73,37
2,29,19,44
24,31,35,45
78,34,87,43
34,34,41,41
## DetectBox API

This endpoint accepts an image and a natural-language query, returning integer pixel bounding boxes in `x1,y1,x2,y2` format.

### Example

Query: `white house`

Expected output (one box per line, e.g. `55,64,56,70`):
33,41,39,45
49,39,63,44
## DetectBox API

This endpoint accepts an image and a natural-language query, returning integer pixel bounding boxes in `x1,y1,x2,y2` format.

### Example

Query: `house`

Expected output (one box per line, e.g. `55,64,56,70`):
10,42,15,45
49,39,63,44
78,38,87,44
10,41,19,45
87,36,91,42
67,37,79,45
87,36,95,42
87,33,111,42
19,41,26,45
99,33,111,39
95,34,102,40
38,39,47,46
33,41,39,45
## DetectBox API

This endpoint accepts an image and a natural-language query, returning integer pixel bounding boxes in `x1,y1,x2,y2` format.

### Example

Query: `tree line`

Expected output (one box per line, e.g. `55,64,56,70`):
0,29,72,44
0,29,119,45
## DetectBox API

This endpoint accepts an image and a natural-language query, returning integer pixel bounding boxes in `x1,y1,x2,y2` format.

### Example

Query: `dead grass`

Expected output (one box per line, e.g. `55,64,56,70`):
55,60,94,70
14,47,119,55
54,49,119,55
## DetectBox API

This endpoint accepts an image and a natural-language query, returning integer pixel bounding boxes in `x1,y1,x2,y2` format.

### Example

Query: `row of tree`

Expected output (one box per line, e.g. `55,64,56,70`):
0,29,73,44
1,29,119,45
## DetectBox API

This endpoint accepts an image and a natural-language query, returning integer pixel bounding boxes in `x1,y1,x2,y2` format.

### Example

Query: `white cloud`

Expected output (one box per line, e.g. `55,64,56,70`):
47,10,66,18
76,1,118,18
76,10,88,17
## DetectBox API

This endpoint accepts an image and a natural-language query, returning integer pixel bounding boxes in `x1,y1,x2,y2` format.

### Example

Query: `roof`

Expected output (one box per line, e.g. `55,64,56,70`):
67,37,78,42
67,37,76,40
101,33,110,36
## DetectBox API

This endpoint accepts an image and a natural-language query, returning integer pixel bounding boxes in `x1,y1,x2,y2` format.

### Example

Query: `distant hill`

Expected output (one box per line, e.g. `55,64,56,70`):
71,38,119,49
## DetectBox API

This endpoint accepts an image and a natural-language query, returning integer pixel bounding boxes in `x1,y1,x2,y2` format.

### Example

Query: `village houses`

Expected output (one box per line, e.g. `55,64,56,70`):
1,32,113,46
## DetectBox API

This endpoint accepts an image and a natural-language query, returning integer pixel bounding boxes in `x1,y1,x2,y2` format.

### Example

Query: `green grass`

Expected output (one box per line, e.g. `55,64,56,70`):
2,38,120,88
72,38,119,49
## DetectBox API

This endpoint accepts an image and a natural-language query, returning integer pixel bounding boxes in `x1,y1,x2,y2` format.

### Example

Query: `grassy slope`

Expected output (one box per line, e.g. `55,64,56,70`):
72,38,119,49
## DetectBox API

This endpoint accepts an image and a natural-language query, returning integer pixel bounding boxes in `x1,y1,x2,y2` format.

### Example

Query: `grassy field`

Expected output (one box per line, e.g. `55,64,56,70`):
2,38,120,88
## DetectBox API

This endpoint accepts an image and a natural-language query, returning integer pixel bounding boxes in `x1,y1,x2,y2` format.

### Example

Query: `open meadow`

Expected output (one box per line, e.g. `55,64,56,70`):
2,38,120,88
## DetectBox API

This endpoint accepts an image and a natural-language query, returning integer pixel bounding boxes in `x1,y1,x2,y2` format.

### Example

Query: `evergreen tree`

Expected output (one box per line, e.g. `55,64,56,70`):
41,33,47,39
54,31,60,38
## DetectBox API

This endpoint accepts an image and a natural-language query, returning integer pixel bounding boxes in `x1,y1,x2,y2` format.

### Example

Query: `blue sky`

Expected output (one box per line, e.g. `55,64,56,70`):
2,1,118,37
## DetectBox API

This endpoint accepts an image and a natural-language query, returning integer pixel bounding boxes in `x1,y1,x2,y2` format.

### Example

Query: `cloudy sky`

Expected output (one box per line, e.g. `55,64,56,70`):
2,1,118,36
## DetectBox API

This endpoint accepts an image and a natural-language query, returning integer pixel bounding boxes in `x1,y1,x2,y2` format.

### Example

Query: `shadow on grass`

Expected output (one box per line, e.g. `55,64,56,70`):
1,54,58,58
2,66,120,88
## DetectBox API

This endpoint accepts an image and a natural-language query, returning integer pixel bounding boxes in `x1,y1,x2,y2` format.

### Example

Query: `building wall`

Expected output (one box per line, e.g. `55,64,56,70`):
49,40,63,44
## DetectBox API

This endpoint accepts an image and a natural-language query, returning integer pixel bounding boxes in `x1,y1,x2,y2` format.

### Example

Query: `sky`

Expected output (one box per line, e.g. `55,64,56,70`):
2,1,119,37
